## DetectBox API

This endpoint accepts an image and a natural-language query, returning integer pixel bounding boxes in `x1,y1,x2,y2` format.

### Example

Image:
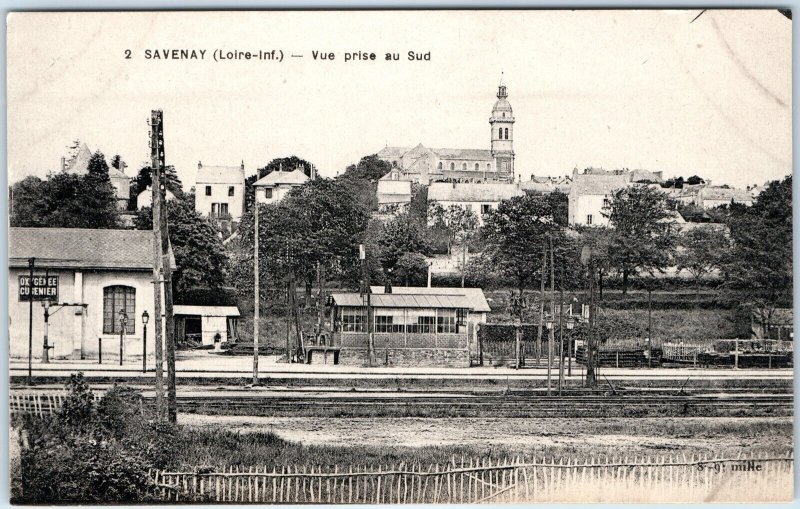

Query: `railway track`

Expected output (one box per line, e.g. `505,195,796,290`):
11,391,793,418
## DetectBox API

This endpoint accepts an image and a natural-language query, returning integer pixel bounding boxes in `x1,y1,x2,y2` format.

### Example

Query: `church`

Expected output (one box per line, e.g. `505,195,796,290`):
377,84,516,184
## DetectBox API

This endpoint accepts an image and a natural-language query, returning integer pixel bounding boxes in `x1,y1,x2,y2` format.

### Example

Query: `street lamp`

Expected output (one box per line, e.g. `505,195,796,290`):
42,299,53,364
141,310,150,373
119,309,128,366
566,318,575,377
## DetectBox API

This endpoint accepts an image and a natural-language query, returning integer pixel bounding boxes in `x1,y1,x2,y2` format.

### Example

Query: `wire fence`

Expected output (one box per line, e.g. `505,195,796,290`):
150,452,793,503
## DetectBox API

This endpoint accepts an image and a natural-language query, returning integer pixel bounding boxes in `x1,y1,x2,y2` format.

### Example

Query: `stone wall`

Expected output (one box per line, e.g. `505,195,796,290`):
338,347,470,368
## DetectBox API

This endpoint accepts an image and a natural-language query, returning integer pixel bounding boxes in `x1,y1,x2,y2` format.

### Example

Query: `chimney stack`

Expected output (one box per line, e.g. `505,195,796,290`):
198,161,202,169
60,156,66,172
241,160,245,170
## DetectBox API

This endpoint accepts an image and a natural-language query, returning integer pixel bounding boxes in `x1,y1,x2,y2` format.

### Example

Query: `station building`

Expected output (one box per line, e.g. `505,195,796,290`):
328,287,490,367
8,227,172,362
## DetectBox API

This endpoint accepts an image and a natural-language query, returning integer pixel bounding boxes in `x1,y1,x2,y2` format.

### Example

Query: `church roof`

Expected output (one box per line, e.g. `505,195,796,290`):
377,145,494,162
433,148,493,160
428,182,523,202
376,146,409,158
196,163,245,185
253,168,309,187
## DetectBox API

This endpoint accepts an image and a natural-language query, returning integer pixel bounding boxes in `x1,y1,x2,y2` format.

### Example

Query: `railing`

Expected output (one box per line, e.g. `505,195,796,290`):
149,452,793,503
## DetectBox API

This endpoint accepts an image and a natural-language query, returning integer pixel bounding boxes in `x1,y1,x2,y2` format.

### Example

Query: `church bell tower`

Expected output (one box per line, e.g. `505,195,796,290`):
490,84,515,179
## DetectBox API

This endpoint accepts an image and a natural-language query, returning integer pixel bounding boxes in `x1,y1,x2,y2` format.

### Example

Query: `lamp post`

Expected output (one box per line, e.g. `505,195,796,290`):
566,319,575,377
42,299,52,364
545,316,554,396
119,309,128,366
142,310,150,373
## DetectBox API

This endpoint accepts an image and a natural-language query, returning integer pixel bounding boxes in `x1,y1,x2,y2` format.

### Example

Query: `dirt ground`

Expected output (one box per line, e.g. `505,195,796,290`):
182,415,792,455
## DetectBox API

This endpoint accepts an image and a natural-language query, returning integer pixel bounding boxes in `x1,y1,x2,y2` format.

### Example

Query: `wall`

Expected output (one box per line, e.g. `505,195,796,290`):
9,267,161,362
255,184,299,206
333,331,470,367
195,182,245,220
569,195,611,226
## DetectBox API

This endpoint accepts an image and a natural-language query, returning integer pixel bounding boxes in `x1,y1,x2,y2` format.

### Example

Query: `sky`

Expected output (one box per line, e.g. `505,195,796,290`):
6,9,792,189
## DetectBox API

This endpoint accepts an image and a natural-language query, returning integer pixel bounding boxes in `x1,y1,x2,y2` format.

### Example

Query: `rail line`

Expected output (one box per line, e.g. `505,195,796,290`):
10,391,793,418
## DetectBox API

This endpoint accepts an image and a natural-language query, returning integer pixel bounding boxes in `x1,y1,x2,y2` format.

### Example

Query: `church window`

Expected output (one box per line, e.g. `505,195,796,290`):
498,128,503,140
461,163,467,171
474,163,480,171
502,112,506,118
437,162,443,170
487,163,492,172
449,162,455,171
504,128,509,139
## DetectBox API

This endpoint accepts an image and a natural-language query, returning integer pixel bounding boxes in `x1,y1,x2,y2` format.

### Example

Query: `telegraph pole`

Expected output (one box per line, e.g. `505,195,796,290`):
253,201,259,384
547,235,555,397
149,111,165,419
153,110,178,423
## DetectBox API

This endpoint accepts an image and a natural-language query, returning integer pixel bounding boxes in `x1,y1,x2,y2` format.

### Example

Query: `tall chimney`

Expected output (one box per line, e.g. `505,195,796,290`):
60,157,66,172
198,161,202,169
241,160,245,170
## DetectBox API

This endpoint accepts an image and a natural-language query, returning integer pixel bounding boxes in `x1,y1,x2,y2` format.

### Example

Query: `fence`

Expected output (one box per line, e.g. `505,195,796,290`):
662,339,794,368
9,392,103,417
150,452,793,504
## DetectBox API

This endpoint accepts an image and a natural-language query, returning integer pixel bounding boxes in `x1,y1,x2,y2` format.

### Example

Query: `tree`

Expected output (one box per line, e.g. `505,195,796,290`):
394,252,429,286
722,176,792,336
134,193,227,294
481,194,565,302
605,185,677,294
377,211,431,273
427,202,479,254
10,164,120,229
130,165,184,198
339,154,392,182
676,225,728,294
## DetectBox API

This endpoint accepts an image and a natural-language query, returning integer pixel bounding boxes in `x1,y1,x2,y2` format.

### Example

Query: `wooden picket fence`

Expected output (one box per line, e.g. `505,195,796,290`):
151,451,794,503
8,392,101,417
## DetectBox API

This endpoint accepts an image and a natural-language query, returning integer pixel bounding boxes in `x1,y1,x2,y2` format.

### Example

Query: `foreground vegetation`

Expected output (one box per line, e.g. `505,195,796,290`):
13,375,791,504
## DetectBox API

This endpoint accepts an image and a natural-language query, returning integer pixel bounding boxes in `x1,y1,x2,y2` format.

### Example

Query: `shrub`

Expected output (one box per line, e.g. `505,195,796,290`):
14,375,170,504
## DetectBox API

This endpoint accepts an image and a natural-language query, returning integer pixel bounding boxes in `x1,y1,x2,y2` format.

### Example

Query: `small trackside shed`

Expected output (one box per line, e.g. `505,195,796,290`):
330,292,473,367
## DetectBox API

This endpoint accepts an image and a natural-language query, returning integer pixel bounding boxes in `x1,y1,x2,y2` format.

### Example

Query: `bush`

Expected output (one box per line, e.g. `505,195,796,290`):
14,374,175,504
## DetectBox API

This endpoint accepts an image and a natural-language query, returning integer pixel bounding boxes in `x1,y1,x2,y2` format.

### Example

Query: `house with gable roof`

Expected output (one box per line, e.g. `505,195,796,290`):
195,160,246,221
62,142,131,210
253,167,309,205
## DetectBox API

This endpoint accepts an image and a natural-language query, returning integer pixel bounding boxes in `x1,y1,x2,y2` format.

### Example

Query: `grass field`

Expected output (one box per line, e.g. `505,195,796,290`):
172,415,792,470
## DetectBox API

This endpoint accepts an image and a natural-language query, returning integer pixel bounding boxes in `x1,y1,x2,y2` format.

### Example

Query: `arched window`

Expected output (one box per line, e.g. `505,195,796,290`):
461,163,467,171
504,128,509,139
103,285,135,334
474,163,480,171
437,162,443,170
450,162,455,171
498,128,503,140
487,163,492,172
392,160,398,168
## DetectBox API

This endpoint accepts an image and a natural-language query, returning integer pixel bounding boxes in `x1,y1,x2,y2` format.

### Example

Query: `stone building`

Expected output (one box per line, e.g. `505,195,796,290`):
428,181,524,225
377,84,516,184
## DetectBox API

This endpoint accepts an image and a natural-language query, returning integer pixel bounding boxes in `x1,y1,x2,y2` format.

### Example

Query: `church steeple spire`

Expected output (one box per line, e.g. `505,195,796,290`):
489,80,515,179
